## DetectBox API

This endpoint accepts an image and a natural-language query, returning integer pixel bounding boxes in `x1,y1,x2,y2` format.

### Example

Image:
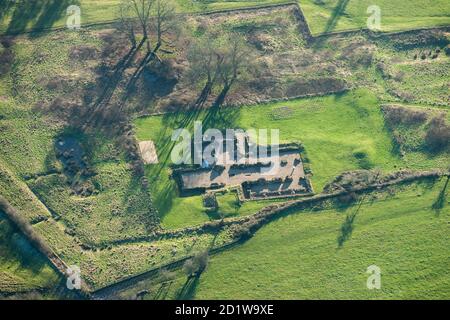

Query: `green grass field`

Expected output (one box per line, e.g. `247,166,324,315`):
300,0,450,34
1,0,449,35
175,179,449,299
0,0,290,34
135,89,448,229
0,0,448,299
0,213,60,295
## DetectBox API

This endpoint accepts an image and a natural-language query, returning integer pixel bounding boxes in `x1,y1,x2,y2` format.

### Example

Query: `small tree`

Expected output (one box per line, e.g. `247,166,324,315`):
186,34,225,108
183,250,209,278
193,250,209,274
214,34,254,107
117,0,179,83
425,115,450,152
187,32,257,108
117,2,138,48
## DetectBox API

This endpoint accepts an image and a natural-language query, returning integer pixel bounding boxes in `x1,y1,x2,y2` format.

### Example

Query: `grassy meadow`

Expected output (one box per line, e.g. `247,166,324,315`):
138,178,449,300
135,89,448,229
300,0,450,34
0,0,290,34
0,213,60,296
193,178,450,299
1,0,449,35
0,0,448,299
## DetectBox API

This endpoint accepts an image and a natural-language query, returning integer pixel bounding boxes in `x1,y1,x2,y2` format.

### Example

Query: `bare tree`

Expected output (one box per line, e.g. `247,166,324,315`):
117,2,138,49
214,34,254,107
187,32,256,108
117,0,179,94
187,34,225,108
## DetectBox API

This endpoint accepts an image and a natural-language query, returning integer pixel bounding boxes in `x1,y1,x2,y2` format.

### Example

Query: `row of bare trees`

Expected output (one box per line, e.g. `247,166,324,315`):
187,33,255,108
115,0,255,109
117,0,179,87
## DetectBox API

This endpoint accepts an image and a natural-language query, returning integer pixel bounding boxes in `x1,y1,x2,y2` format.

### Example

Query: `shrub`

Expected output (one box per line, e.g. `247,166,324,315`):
338,192,358,205
445,45,450,56
425,116,450,152
202,192,218,210
232,224,253,240
382,105,428,126
183,250,209,277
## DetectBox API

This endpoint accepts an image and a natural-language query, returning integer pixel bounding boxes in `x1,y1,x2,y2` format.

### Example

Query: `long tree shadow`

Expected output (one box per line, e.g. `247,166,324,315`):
323,0,350,34
312,0,350,50
337,192,368,248
4,0,76,35
0,212,48,274
432,176,449,216
337,210,357,247
154,281,173,300
0,0,15,22
31,0,74,37
176,276,200,300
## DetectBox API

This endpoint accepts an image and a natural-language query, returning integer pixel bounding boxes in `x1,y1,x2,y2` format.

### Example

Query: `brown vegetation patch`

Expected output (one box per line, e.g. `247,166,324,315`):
382,104,428,126
425,115,450,152
69,45,99,61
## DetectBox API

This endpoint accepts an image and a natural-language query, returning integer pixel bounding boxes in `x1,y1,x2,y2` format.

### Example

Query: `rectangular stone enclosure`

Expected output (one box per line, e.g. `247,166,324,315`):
172,134,313,200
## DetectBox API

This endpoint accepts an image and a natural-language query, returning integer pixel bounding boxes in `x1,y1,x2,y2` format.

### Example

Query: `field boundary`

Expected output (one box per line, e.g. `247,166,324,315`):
91,239,241,299
90,170,447,297
0,196,91,298
2,1,449,40
82,170,448,248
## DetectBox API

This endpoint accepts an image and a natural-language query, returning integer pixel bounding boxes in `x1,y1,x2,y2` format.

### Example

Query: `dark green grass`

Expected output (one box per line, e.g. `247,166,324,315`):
135,89,448,228
0,213,60,294
190,179,450,299
301,0,450,35
2,1,449,35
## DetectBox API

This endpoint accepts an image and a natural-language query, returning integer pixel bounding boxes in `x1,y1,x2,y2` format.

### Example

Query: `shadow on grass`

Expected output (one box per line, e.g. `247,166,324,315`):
323,0,350,34
154,281,173,300
0,212,48,274
337,211,356,248
312,0,350,50
176,276,200,300
432,176,449,216
337,194,367,248
4,0,77,35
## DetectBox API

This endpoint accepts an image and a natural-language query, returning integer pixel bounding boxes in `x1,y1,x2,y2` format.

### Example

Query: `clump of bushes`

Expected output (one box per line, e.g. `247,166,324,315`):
382,105,428,127
183,250,209,277
120,126,146,178
445,45,450,56
324,170,381,193
337,191,359,205
425,115,450,152
231,216,267,241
